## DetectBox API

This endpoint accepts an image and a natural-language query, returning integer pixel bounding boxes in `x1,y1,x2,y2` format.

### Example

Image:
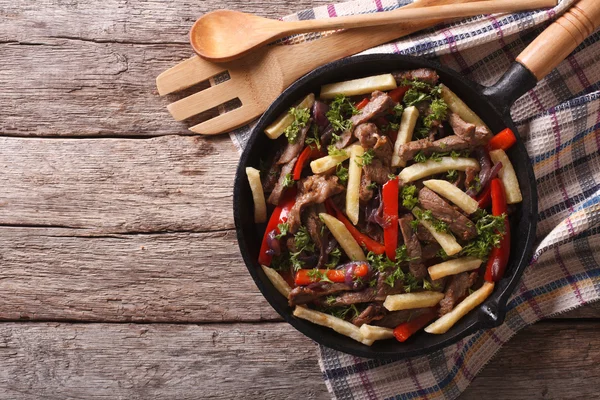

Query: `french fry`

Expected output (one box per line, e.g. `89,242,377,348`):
398,157,480,183
440,84,489,129
423,179,479,214
245,167,267,223
425,282,495,334
319,213,366,261
383,291,445,311
320,74,397,99
264,93,315,139
427,257,483,281
489,149,523,204
392,106,420,167
346,145,364,225
310,151,350,174
293,306,373,345
359,324,395,341
412,207,462,256
261,265,292,299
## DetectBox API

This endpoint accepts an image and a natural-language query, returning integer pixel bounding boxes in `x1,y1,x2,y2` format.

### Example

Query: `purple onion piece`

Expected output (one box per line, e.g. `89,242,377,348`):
467,147,492,196
488,162,503,182
312,101,330,129
365,188,389,229
265,229,280,256
339,261,372,290
320,125,334,147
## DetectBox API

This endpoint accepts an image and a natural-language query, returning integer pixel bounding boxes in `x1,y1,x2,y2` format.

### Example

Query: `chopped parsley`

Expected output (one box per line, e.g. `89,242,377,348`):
404,89,431,107
393,103,405,117
447,169,458,182
326,247,342,269
401,185,419,210
327,145,347,157
436,248,449,260
284,107,310,143
367,252,395,273
336,163,348,184
395,244,418,263
289,226,316,271
275,223,289,239
422,279,441,291
326,95,358,133
356,149,375,166
422,98,448,130
329,304,360,320
305,124,321,150
282,173,295,188
460,211,506,259
325,295,337,305
410,218,420,232
307,268,333,283
366,182,378,191
413,151,427,163
414,208,450,233
468,176,482,192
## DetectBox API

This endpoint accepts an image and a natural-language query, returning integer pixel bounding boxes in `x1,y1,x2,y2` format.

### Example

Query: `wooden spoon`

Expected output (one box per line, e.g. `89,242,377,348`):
190,0,557,62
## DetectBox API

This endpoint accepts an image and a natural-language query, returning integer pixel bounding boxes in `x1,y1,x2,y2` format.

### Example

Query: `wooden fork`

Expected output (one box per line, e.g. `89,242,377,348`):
156,0,482,135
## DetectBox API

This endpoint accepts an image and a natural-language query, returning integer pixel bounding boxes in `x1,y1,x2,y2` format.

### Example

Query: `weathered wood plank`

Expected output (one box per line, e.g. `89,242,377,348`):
0,136,237,232
0,228,281,322
0,321,597,400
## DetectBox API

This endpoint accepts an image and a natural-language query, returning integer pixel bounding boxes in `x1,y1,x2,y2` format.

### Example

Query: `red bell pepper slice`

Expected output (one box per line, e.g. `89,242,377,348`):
488,128,517,151
475,183,492,209
294,263,370,285
382,177,399,261
326,200,386,255
388,86,410,103
258,191,296,266
293,145,323,180
484,179,511,282
393,309,437,342
355,98,370,110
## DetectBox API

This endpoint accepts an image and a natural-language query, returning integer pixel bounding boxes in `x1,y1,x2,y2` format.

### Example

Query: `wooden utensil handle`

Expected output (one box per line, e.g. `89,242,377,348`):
281,0,474,86
517,0,600,81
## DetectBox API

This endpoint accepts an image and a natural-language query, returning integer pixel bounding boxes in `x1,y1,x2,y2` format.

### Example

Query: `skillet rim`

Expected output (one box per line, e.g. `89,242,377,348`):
233,53,538,359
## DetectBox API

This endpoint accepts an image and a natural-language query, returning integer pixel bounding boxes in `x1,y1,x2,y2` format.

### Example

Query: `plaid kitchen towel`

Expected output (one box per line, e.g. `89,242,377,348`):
230,0,600,398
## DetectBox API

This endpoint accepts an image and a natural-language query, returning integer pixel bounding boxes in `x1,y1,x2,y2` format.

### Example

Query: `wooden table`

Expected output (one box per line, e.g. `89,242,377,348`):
1,0,599,398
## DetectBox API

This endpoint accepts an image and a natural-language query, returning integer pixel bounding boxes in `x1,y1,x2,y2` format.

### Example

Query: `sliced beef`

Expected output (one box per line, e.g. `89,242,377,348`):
267,155,298,206
438,272,478,316
392,69,440,85
303,206,324,250
354,123,381,149
360,136,394,200
416,224,436,243
396,139,434,164
464,167,478,191
352,303,387,327
350,91,395,128
277,120,312,165
398,215,427,280
373,308,433,329
289,282,352,306
262,163,281,194
421,242,442,261
448,112,492,145
359,219,384,243
333,129,356,149
418,187,477,240
373,136,393,165
375,270,405,300
452,171,466,190
359,173,374,202
325,287,376,306
287,175,345,232
363,159,392,185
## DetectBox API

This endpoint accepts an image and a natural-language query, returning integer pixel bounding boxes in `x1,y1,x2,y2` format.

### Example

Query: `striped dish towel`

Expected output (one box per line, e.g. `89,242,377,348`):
230,0,600,398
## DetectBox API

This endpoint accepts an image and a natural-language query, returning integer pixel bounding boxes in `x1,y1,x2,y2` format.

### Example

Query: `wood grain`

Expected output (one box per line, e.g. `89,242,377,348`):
0,321,596,400
0,136,237,232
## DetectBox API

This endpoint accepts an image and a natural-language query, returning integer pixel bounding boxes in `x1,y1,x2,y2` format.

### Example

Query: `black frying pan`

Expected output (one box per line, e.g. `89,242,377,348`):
233,0,600,359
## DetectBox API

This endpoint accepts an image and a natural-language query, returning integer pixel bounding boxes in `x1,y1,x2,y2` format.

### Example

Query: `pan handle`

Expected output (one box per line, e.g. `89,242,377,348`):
483,0,600,111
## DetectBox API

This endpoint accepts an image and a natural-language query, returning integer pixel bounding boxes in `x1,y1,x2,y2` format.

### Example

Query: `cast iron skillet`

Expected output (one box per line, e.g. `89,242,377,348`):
233,2,599,359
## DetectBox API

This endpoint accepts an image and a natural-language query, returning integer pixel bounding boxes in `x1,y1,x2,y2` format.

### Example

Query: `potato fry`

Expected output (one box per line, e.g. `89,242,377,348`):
399,157,479,183
310,151,350,174
412,207,462,256
320,74,397,99
383,291,445,311
427,257,483,281
346,145,364,225
392,106,420,167
245,167,267,223
264,93,315,139
423,179,479,214
319,213,366,261
489,149,523,204
440,84,489,129
293,306,373,345
425,282,495,334
359,324,395,341
261,265,292,299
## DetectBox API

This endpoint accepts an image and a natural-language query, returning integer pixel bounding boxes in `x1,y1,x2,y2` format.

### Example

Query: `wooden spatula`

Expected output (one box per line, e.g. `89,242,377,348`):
156,0,484,135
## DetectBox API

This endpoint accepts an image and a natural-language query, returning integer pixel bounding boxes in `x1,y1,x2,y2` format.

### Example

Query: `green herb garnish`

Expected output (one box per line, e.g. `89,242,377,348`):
401,185,419,210
356,149,375,166
275,223,289,239
284,107,310,143
282,173,295,188
326,95,358,133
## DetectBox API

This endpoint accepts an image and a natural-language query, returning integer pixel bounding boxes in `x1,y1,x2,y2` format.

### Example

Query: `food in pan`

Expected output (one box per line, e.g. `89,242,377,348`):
246,69,522,345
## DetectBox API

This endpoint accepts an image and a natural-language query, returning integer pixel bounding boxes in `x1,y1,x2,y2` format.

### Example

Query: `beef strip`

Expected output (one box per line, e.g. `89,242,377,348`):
464,167,478,191
303,206,323,250
438,272,478,315
324,269,404,307
359,173,374,202
418,187,477,240
267,155,298,205
287,175,344,233
375,270,404,300
421,242,442,261
452,171,466,190
350,91,395,127
373,308,433,329
416,224,436,243
333,129,355,149
363,159,392,185
372,136,393,165
359,135,394,201
289,283,352,306
398,215,427,280
392,69,440,85
354,123,381,149
352,303,387,326
448,112,492,144
277,120,312,165
262,163,281,194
